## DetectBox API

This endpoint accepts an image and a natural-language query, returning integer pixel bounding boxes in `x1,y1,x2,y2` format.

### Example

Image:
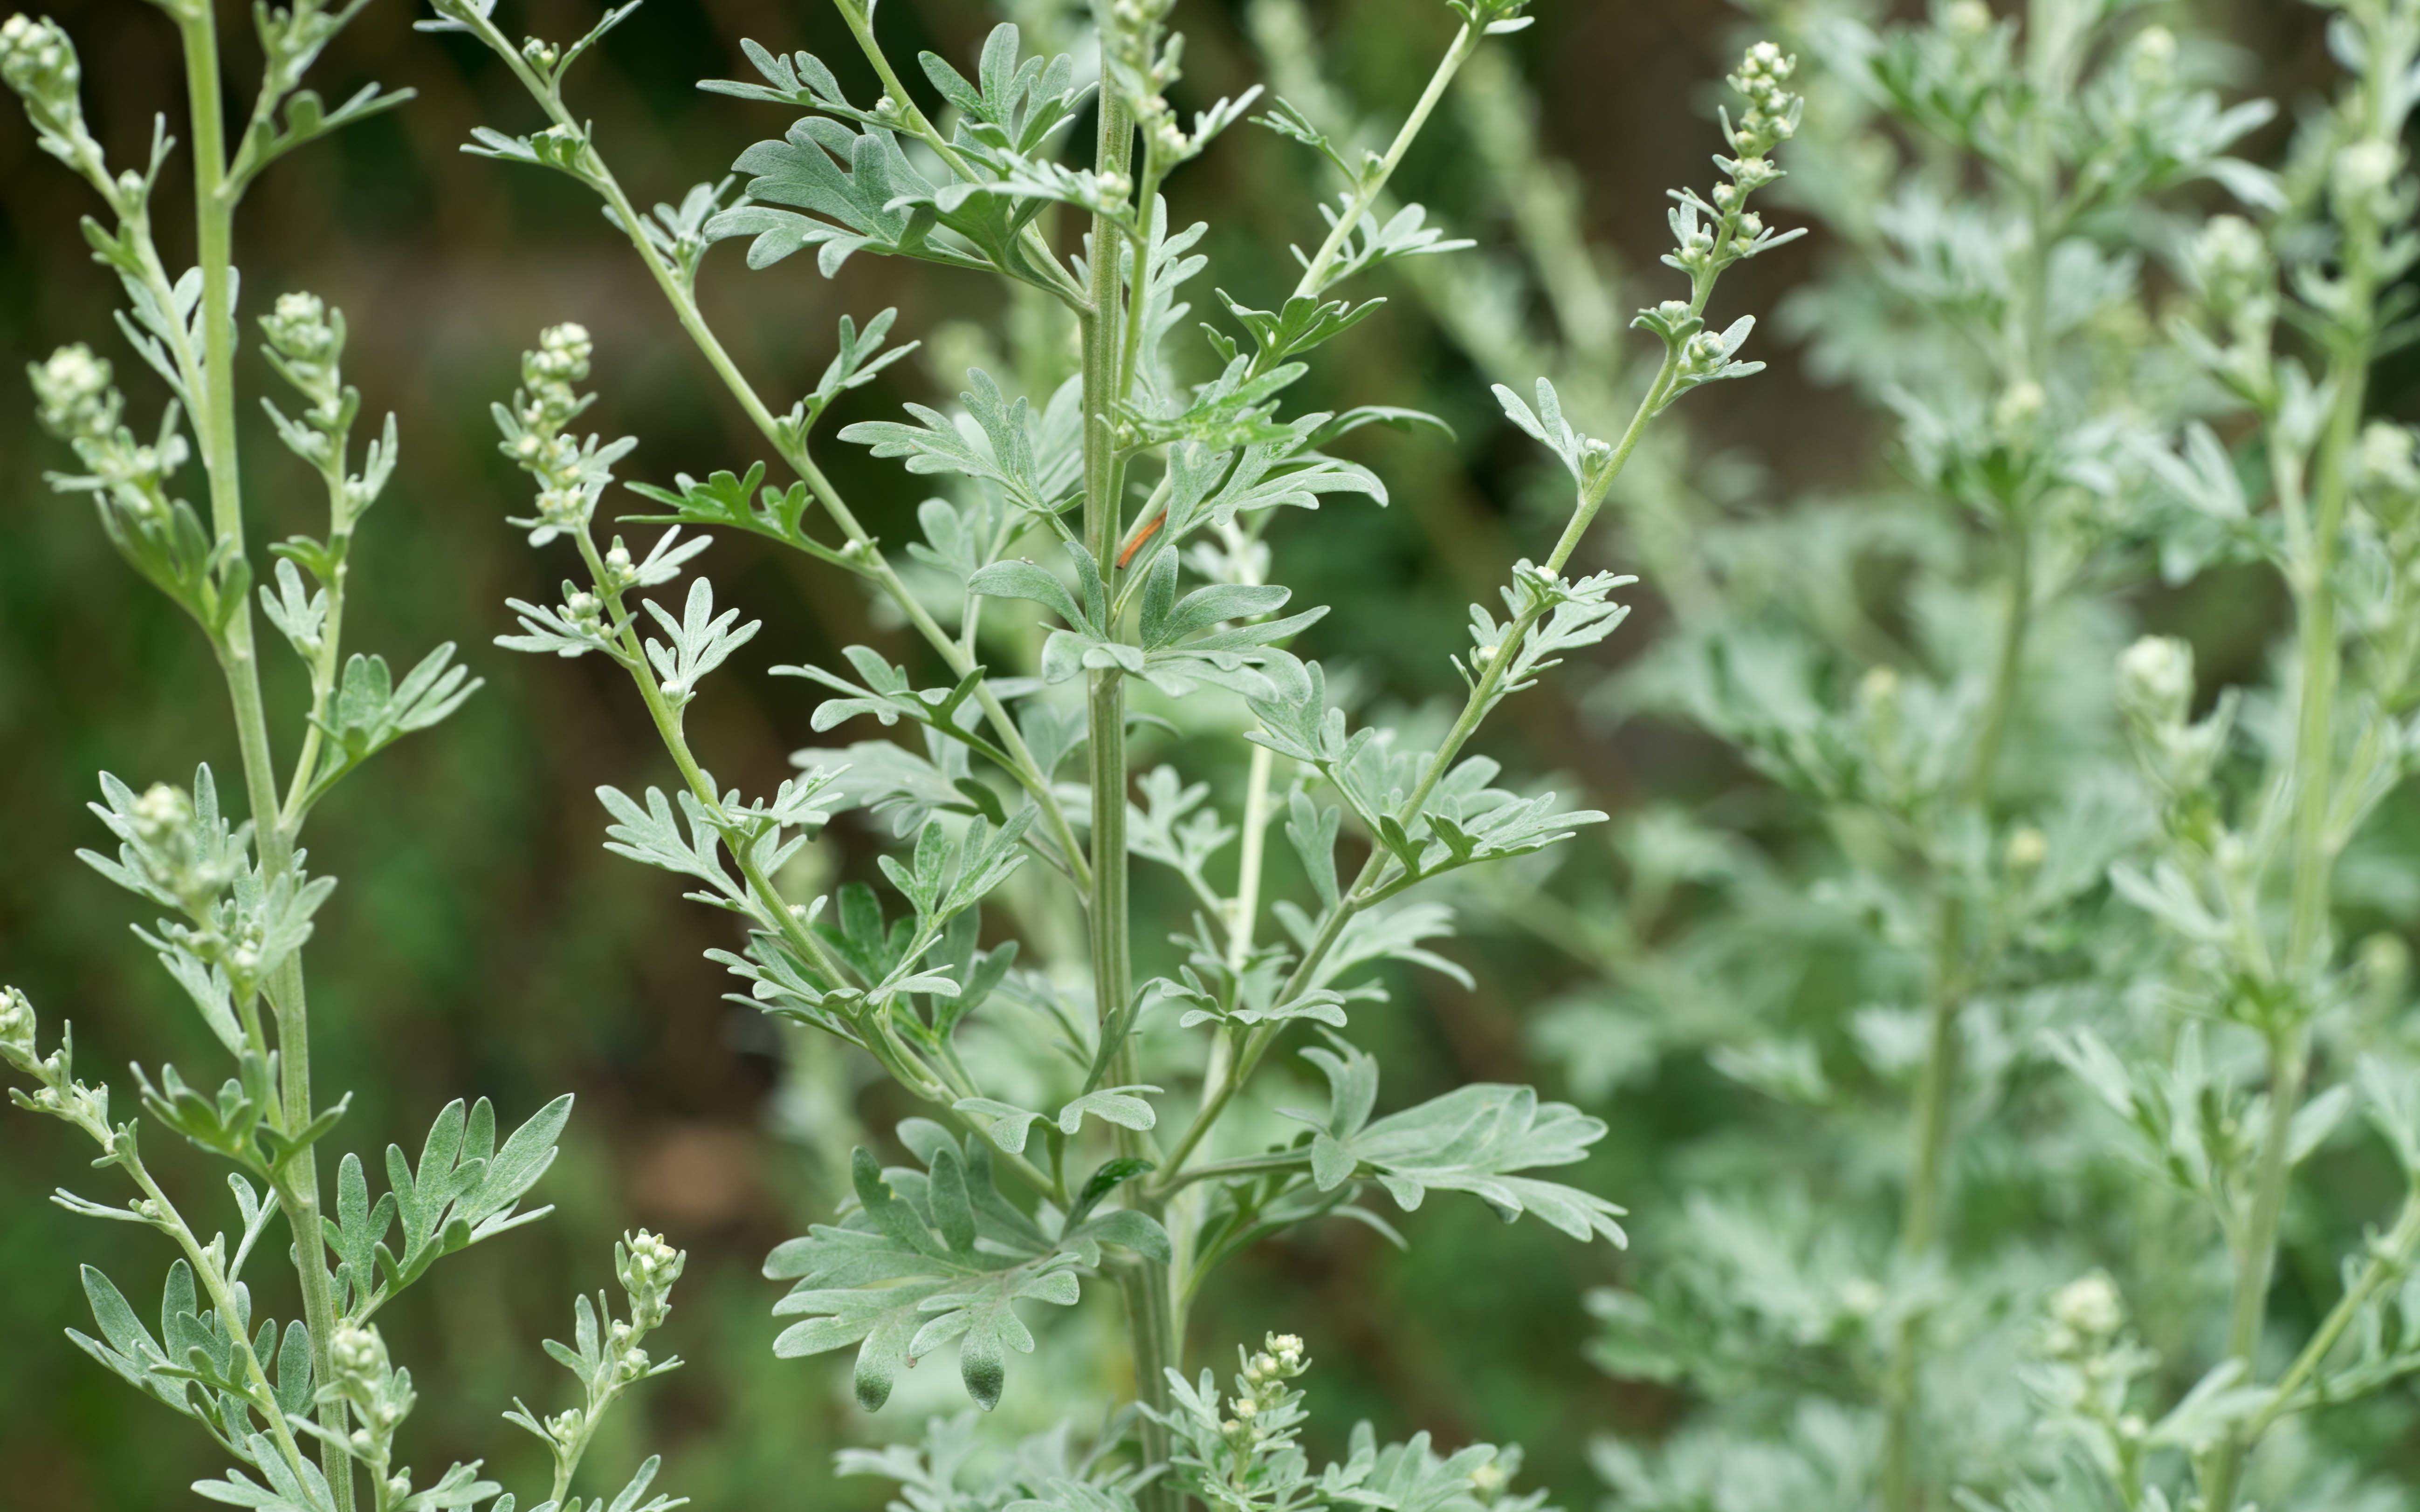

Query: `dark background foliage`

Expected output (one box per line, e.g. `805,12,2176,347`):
0,0,2346,1508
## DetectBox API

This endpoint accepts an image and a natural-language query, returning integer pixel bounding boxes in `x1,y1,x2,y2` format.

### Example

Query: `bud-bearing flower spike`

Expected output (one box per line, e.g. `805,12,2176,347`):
7,1,597,1508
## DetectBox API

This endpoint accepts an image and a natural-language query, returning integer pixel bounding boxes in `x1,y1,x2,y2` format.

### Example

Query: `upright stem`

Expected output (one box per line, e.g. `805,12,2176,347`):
176,11,352,1507
1881,524,2032,1512
1079,85,1181,1503
2198,303,2368,1511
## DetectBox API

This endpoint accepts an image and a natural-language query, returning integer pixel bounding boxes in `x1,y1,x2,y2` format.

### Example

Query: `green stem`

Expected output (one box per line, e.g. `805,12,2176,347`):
1155,330,1689,1195
2243,1182,2420,1442
1077,84,1182,1505
1190,13,1502,1114
1163,1149,1309,1190
175,11,353,1507
473,25,1093,892
1292,21,1482,298
123,1146,321,1489
2198,187,2376,1508
279,506,357,831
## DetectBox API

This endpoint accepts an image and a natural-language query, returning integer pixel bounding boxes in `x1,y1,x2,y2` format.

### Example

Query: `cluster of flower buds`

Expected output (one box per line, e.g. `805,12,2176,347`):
2115,636,2193,736
507,324,601,534
1104,0,1180,156
522,322,592,431
2041,1272,2126,1361
262,290,342,372
330,1322,389,1393
30,342,116,443
616,1229,686,1334
330,1320,419,1499
29,343,191,524
0,989,113,1140
2193,216,2273,317
262,289,348,411
0,986,36,1067
2332,136,2409,231
1653,43,1802,317
2182,214,2279,403
128,781,237,914
0,12,79,135
1723,42,1800,161
2116,636,2234,801
1219,1332,1307,1450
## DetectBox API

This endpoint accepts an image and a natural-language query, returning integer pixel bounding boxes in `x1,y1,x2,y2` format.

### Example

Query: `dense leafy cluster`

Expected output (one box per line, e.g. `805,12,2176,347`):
428,0,1792,1502
1453,0,2420,1509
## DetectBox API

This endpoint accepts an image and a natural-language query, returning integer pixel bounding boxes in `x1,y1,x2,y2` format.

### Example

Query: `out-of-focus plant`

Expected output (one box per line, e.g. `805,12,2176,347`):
1533,1,2420,1509
0,7,688,1510
433,0,1799,1499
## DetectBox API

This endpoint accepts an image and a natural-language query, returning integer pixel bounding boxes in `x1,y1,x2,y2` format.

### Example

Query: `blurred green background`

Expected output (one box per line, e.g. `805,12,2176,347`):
0,0,2345,1508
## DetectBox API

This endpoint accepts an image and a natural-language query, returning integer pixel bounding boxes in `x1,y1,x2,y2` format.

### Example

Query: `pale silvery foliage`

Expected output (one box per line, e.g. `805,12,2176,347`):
1509,2,2420,1511
1,6,690,1512
427,0,1795,1505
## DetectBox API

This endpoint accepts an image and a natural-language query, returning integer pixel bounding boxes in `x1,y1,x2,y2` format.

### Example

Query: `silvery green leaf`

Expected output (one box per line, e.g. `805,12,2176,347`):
301,643,482,806
1286,1040,1625,1244
768,1136,1134,1412
640,577,760,706
840,369,1069,518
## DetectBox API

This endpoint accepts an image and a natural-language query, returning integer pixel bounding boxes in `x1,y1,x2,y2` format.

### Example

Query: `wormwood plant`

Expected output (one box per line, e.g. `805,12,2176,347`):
1,7,692,1511
1522,1,2420,1510
426,0,1797,1498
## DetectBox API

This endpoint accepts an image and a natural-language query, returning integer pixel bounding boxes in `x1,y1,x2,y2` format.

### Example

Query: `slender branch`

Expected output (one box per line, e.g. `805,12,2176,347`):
2197,150,2381,1510
1155,326,1691,1195
468,22,1094,892
1162,1149,1308,1192
2243,1183,2420,1442
1292,21,1482,298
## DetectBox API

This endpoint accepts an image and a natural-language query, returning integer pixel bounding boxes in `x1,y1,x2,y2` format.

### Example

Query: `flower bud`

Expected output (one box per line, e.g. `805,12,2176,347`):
29,342,117,442
2127,25,2175,87
2049,1271,2124,1345
2332,137,2404,225
2116,636,2193,734
0,986,35,1064
262,291,342,368
1944,0,1992,37
0,14,81,128
2191,215,2272,315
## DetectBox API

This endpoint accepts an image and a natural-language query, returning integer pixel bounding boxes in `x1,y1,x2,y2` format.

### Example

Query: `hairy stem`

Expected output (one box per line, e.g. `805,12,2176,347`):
1077,82,1182,1504
175,11,353,1505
